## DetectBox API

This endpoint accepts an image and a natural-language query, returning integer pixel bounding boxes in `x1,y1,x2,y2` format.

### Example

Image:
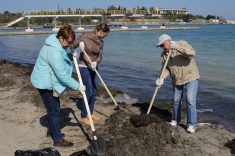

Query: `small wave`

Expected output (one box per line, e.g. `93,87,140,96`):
197,109,213,113
104,93,138,104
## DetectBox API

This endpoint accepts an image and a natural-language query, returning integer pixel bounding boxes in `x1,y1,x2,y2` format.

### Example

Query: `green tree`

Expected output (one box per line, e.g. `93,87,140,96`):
206,15,216,20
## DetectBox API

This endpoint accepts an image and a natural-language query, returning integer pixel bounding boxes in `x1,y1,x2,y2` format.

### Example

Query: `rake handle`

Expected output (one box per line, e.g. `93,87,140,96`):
147,50,172,114
82,50,119,107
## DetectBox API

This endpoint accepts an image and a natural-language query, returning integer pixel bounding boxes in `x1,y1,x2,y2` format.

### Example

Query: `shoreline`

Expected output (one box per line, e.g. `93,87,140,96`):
0,59,235,155
1,57,235,135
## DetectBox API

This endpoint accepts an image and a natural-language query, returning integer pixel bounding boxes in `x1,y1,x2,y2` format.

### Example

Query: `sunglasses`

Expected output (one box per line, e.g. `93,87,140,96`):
64,38,74,44
66,40,74,44
159,40,167,48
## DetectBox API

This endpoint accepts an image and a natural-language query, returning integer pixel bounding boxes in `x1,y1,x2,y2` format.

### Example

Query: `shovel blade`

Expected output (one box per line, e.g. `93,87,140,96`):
114,106,120,110
90,137,106,156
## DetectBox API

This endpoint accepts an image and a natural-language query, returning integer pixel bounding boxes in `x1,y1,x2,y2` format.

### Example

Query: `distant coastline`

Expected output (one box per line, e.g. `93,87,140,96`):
1,22,233,30
0,26,201,36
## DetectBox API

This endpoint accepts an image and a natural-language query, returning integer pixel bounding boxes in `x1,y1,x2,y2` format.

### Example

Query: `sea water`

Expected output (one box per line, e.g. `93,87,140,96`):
0,24,235,132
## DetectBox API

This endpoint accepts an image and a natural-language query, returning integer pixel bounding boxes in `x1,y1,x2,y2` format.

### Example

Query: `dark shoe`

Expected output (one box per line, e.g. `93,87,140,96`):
53,139,73,147
46,131,65,138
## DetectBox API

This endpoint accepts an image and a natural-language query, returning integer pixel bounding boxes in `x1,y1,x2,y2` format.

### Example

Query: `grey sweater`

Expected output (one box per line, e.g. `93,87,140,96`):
73,31,103,67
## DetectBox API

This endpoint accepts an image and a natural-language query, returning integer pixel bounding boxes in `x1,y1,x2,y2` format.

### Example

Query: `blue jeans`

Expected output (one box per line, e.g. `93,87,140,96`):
172,79,198,127
38,89,63,142
79,67,98,119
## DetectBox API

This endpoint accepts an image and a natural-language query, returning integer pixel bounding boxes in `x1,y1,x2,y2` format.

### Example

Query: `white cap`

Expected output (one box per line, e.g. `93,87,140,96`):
156,34,171,47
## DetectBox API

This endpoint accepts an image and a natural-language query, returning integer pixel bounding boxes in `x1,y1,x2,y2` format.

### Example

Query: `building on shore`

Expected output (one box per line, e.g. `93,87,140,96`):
4,6,191,28
154,7,189,15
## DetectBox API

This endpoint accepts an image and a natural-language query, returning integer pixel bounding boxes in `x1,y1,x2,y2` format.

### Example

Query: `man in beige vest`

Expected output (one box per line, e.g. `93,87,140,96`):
156,34,200,133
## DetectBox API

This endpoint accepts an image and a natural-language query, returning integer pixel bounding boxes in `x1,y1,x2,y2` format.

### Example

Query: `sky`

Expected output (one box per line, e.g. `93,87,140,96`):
1,0,235,20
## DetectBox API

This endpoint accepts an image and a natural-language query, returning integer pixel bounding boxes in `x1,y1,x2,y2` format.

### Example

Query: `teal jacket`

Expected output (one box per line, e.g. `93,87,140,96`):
31,34,80,94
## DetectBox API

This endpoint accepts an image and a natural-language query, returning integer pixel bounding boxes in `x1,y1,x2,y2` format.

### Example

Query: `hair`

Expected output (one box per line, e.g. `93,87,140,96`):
94,23,110,34
56,24,75,41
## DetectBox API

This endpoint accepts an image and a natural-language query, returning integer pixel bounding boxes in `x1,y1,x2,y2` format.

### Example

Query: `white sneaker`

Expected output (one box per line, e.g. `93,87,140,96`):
170,120,178,126
187,125,196,133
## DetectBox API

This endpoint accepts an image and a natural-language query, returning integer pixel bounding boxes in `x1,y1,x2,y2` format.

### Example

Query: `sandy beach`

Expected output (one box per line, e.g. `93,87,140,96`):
0,60,235,156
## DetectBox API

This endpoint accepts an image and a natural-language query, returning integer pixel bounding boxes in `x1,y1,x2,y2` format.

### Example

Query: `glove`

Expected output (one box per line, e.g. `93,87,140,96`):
156,78,164,88
79,41,85,52
70,45,77,58
78,84,86,92
91,62,97,70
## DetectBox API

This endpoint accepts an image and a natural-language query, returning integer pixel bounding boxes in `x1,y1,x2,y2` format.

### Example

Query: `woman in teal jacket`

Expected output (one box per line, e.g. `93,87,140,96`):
31,24,85,147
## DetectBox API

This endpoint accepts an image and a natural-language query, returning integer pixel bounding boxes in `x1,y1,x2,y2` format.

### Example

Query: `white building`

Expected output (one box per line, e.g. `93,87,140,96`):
209,19,219,23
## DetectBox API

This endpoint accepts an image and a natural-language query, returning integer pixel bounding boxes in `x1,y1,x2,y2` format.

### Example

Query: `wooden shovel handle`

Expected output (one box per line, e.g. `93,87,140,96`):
82,50,119,107
147,50,172,114
72,54,97,140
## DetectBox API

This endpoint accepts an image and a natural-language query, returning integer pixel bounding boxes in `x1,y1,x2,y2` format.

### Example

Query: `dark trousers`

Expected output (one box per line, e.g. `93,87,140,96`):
79,67,98,119
38,89,63,142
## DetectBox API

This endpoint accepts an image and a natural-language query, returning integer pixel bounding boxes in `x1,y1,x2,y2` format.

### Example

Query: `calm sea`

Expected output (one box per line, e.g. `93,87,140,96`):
0,24,235,132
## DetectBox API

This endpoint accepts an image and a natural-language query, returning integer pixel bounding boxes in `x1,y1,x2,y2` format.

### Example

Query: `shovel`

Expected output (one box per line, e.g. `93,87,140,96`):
71,47,106,155
147,50,172,114
82,49,120,110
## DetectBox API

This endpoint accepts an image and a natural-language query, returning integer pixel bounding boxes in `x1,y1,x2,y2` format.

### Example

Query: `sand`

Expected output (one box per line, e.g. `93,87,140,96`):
0,60,234,156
